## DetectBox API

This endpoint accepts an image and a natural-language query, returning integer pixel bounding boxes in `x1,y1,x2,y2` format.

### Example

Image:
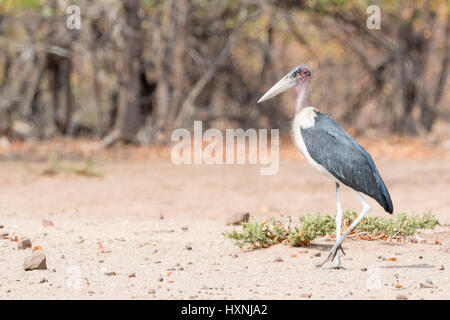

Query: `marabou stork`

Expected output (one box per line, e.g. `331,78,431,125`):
258,65,393,269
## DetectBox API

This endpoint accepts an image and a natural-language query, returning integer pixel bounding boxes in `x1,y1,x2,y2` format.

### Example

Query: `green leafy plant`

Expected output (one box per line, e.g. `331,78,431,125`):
224,211,439,249
41,151,103,177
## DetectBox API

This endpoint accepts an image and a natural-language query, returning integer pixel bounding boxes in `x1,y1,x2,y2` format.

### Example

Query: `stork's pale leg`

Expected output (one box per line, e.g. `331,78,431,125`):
325,183,344,269
317,190,371,268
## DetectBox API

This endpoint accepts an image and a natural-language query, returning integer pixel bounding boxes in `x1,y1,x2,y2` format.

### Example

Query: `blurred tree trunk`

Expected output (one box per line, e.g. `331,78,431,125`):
48,54,73,134
103,0,143,146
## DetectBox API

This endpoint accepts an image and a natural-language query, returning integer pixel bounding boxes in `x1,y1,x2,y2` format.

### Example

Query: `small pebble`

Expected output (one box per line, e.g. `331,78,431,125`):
361,267,367,272
18,238,32,250
272,256,283,262
23,252,47,271
225,213,250,226
396,294,408,300
41,219,54,227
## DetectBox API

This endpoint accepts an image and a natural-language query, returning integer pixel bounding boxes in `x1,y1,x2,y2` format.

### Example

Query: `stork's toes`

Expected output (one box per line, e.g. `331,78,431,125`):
315,243,345,268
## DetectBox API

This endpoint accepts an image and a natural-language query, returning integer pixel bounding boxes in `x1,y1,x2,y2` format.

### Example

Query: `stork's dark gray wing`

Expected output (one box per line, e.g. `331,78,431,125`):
301,113,393,213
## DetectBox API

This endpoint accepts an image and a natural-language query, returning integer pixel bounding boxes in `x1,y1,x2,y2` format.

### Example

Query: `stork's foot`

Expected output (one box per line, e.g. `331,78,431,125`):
323,261,345,270
316,243,346,268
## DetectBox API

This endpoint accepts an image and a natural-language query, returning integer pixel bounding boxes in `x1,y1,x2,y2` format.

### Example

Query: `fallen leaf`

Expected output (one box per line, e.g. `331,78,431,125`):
10,232,18,242
97,241,105,253
395,284,403,289
32,245,43,252
167,271,173,276
290,254,297,258
168,281,175,283
388,257,397,261
435,240,442,245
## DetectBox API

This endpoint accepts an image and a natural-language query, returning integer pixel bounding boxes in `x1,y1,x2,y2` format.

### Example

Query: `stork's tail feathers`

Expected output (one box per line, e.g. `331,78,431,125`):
376,179,393,214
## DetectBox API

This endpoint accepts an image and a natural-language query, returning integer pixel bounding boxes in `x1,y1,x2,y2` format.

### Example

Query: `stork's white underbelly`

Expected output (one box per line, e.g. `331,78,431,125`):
292,112,338,182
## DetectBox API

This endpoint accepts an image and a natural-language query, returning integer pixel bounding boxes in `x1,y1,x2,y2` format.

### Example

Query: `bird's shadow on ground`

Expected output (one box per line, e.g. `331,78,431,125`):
376,264,435,269
308,243,334,251
308,244,436,269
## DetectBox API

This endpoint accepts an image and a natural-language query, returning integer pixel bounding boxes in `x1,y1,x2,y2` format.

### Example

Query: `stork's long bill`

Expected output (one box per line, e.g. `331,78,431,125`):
257,75,297,103
257,65,311,104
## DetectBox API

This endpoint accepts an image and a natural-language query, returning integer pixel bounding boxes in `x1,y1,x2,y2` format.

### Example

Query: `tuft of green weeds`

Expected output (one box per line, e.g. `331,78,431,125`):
41,151,103,177
224,211,439,249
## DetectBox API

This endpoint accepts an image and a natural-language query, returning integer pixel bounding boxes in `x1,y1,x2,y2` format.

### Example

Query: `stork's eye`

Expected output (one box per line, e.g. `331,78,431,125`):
302,69,311,77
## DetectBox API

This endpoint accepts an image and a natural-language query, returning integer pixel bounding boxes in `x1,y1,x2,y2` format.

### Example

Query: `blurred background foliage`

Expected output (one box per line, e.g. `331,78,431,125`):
0,0,449,146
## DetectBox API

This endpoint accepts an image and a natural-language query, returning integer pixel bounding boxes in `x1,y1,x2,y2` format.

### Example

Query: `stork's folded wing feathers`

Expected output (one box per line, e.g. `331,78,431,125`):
301,113,393,213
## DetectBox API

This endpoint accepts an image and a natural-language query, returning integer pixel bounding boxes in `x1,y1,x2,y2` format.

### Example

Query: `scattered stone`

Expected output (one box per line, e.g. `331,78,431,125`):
39,278,48,284
226,212,250,225
439,265,445,270
300,293,312,298
128,273,136,278
181,226,188,231
361,267,367,272
18,238,32,250
23,252,47,271
0,224,3,228
314,252,321,257
1,232,9,239
158,277,164,282
148,289,156,294
185,245,192,250
159,214,164,220
104,271,117,276
272,256,283,262
415,235,426,244
396,294,408,300
41,219,54,227
419,279,436,289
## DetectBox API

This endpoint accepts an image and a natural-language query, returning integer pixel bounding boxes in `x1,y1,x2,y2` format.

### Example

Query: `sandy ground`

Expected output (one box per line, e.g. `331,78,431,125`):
0,143,450,299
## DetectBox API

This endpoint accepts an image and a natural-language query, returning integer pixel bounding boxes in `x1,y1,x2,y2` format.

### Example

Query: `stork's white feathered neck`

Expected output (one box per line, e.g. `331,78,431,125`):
294,107,318,129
